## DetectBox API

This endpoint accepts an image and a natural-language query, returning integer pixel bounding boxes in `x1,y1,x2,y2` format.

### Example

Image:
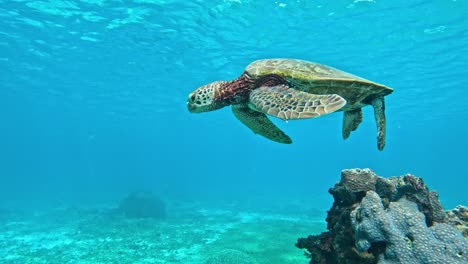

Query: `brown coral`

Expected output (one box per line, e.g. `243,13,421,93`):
296,168,467,264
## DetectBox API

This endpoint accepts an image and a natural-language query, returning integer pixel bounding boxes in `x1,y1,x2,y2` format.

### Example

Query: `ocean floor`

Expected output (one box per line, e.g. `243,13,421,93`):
0,201,326,264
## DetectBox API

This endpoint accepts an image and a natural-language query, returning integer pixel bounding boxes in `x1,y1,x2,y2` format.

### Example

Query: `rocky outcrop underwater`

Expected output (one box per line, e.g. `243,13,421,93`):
296,168,468,264
117,191,167,219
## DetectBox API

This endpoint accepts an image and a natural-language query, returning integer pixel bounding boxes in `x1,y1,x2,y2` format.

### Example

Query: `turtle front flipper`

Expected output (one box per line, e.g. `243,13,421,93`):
232,104,292,144
371,96,386,151
342,108,363,140
249,85,346,121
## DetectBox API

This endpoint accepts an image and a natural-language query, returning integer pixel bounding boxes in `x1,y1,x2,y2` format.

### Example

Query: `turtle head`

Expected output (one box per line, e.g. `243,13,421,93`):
187,81,230,113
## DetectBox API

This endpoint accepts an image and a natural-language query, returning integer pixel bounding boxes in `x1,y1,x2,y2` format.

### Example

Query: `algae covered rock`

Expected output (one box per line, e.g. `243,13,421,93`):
206,249,257,264
296,168,468,264
118,191,166,219
446,205,468,237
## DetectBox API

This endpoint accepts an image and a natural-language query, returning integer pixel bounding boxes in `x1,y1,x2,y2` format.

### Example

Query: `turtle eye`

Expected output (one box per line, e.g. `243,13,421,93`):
188,93,197,103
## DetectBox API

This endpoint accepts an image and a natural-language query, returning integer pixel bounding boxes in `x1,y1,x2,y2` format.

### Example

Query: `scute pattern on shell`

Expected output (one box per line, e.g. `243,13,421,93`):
246,58,365,81
245,58,392,110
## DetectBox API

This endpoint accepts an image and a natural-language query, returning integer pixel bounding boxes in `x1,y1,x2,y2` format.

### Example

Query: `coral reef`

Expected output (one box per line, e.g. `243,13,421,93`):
206,249,257,264
446,205,468,237
117,191,166,219
296,168,468,264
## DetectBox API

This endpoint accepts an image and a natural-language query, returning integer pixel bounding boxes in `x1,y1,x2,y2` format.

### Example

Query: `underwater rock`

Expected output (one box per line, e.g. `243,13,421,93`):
296,168,468,264
446,205,468,237
205,249,257,264
117,191,166,219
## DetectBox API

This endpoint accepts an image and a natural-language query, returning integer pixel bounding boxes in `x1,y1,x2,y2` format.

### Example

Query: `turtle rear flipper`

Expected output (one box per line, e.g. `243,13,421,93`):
249,85,346,121
343,108,363,140
232,104,292,144
371,96,386,151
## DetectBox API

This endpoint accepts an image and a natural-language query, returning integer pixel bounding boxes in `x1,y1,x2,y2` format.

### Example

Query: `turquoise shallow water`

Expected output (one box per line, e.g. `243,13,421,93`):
0,0,467,262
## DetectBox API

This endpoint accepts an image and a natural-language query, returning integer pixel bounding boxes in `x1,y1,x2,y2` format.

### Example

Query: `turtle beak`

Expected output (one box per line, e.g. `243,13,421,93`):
187,92,198,112
187,101,197,112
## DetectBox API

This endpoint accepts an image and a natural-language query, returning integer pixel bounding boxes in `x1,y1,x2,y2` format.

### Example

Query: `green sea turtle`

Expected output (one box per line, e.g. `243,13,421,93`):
187,58,393,150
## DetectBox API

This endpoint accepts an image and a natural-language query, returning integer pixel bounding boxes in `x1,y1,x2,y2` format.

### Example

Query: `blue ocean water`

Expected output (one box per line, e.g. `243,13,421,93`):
1,0,467,223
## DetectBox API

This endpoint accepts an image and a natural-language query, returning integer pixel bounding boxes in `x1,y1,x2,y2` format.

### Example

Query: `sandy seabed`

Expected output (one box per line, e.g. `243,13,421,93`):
0,201,326,264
